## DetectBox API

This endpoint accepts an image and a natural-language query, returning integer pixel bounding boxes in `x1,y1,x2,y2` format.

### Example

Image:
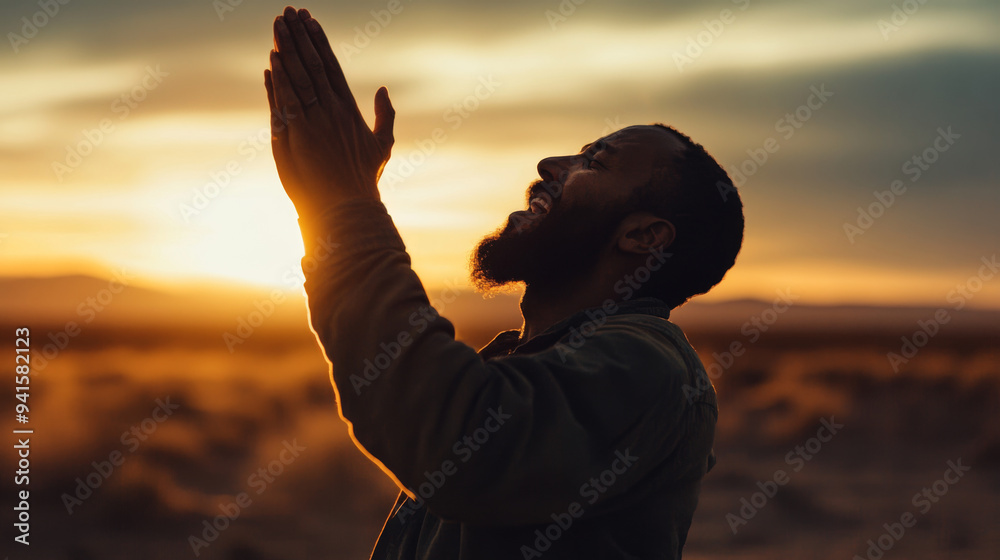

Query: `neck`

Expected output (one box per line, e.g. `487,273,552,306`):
517,271,618,343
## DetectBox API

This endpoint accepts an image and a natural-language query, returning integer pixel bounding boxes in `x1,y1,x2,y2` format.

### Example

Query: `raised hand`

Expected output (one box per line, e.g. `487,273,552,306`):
264,6,395,218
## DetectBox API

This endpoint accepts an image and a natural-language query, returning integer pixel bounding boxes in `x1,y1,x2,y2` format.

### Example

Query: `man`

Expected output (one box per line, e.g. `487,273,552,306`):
264,6,743,559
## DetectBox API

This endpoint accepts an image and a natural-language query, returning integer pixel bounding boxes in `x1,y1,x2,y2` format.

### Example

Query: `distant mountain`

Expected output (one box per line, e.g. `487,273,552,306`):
2,275,998,340
0,274,306,329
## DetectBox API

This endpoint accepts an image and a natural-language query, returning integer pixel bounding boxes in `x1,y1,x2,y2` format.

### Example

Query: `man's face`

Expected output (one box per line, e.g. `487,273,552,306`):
471,125,683,293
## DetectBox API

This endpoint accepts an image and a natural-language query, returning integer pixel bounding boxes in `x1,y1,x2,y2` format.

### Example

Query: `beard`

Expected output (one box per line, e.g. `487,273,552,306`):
470,185,633,295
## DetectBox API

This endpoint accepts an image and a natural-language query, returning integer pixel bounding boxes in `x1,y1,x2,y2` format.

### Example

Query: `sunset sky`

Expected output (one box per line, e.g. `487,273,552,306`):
2,0,999,308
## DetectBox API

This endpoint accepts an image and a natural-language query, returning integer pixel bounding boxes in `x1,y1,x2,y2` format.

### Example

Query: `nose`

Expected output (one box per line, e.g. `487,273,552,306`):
536,155,571,184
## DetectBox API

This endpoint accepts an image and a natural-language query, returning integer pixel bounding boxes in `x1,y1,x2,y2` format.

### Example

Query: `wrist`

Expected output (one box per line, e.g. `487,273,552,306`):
294,186,380,224
296,197,404,260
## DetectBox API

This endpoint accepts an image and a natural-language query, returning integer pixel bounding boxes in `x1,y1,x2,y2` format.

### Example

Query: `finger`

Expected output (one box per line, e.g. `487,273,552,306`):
265,67,291,140
286,8,334,102
265,67,293,177
301,14,362,116
269,49,301,117
273,15,318,107
373,86,395,152
264,68,277,114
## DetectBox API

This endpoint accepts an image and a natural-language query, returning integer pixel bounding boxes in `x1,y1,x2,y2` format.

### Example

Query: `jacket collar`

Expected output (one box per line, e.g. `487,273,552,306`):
478,297,672,359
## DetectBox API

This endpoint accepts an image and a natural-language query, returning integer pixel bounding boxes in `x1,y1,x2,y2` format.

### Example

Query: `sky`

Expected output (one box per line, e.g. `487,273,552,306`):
2,0,999,308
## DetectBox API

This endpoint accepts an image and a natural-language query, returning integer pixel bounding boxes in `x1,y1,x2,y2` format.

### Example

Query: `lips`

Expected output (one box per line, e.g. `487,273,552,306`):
528,192,553,215
507,181,560,233
527,178,562,215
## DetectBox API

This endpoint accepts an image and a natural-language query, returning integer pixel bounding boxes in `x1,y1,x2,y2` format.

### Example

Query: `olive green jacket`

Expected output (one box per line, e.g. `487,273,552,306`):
299,199,718,560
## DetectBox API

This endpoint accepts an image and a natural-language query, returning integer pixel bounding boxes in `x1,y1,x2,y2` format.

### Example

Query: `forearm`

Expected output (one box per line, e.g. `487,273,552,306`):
299,197,489,484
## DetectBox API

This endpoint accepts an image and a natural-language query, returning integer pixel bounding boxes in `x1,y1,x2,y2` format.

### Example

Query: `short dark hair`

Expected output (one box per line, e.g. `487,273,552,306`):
626,123,744,308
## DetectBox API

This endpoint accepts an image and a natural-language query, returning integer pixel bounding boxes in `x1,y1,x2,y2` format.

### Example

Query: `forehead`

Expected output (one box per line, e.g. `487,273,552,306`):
583,125,683,163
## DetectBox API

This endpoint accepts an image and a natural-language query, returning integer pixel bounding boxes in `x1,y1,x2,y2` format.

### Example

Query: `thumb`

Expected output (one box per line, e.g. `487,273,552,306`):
373,86,395,152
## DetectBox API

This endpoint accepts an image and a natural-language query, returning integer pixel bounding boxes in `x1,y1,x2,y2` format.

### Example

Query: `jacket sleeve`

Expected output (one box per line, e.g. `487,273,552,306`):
299,197,698,525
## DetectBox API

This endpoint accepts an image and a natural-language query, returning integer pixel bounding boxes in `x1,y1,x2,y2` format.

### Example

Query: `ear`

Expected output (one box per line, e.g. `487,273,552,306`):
616,212,675,255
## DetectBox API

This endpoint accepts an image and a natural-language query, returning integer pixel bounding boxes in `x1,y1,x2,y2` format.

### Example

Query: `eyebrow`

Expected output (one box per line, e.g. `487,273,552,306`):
579,142,619,156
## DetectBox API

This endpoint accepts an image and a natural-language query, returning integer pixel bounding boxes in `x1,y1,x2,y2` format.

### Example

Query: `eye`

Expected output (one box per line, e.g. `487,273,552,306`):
587,156,603,169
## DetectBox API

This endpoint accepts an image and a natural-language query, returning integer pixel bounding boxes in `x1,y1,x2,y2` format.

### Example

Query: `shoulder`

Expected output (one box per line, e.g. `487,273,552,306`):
598,312,715,406
600,313,698,372
542,312,700,395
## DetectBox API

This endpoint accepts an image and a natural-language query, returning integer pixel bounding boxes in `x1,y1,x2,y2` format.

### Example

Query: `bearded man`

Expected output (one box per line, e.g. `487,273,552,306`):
265,6,743,559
